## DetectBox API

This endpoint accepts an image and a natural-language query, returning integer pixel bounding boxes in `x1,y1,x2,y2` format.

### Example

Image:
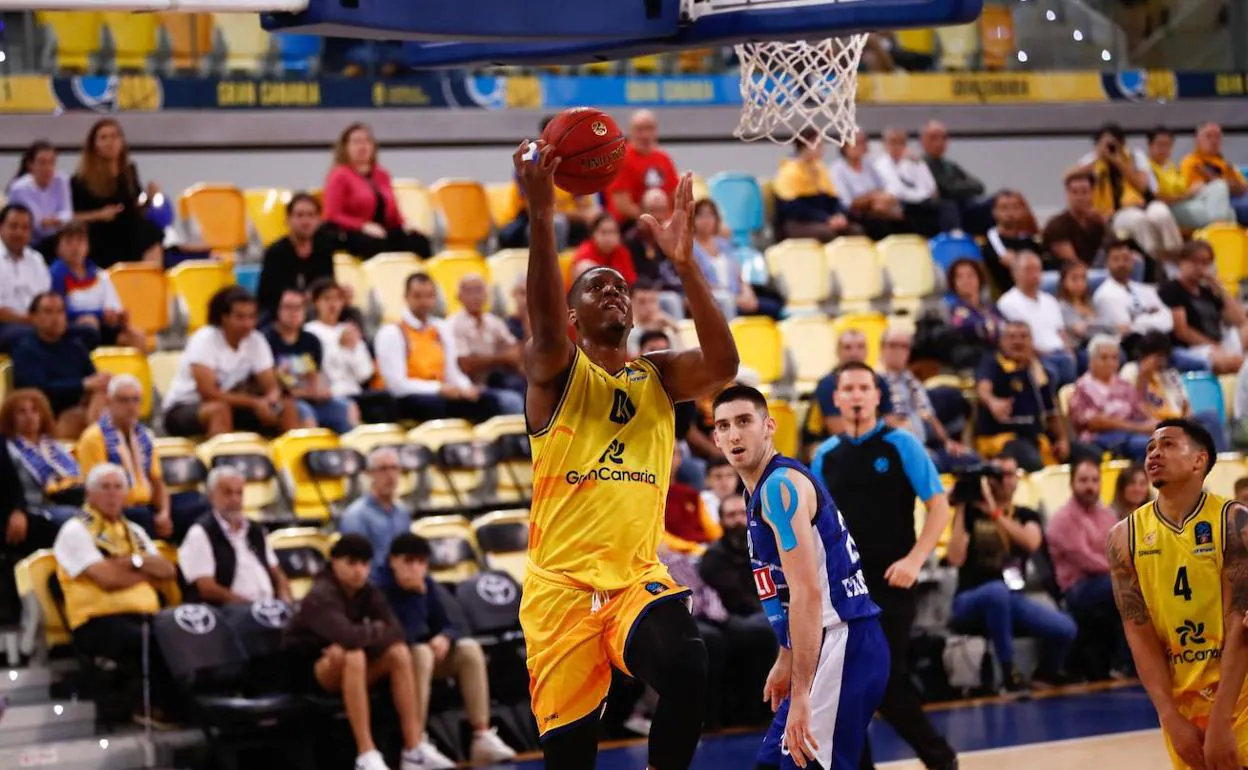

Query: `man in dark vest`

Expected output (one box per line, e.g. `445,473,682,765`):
177,466,291,605
810,361,958,770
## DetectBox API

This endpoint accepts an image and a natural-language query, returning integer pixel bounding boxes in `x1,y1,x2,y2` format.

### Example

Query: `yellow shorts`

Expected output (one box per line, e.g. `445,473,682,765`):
1164,704,1248,768
519,561,690,738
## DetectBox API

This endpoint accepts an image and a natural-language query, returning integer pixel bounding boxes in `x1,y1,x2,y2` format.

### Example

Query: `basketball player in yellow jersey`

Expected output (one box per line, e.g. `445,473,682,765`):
513,140,739,770
1109,418,1248,770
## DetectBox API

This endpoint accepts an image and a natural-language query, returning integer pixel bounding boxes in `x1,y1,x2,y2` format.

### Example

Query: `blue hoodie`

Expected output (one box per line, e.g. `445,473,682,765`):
374,564,460,645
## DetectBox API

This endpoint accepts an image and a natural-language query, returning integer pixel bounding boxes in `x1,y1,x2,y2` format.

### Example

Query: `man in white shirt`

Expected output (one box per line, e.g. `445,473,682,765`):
0,204,52,353
1092,238,1174,338
446,274,525,414
997,251,1078,388
179,467,291,606
873,127,959,236
374,272,504,424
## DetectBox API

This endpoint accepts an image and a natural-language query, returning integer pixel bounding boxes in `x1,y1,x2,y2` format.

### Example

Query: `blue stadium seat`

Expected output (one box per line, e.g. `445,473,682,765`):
234,263,261,294
146,192,174,230
1183,371,1227,425
928,232,980,274
707,172,765,247
275,33,321,73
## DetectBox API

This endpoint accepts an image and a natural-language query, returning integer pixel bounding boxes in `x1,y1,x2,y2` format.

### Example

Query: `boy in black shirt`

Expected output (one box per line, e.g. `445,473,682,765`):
264,288,357,434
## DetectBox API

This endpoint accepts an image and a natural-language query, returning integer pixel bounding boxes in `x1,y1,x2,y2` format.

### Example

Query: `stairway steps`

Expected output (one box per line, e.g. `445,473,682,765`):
0,700,97,747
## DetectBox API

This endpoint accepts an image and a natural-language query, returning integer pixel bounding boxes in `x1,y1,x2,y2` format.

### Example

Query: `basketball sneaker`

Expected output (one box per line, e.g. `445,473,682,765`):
402,735,455,770
355,749,390,770
470,728,517,763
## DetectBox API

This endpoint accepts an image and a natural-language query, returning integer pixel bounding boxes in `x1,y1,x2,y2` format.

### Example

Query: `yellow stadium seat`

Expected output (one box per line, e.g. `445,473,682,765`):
151,540,183,607
936,22,980,71
1196,224,1248,292
108,263,169,341
780,316,837,394
877,234,936,303
0,355,9,403
674,318,701,350
487,249,529,316
768,400,799,457
271,429,347,521
412,515,481,584
759,178,776,232
1223,374,1239,421
267,527,332,600
215,13,271,73
474,415,531,504
765,239,830,311
1207,453,1248,499
1057,383,1075,419
179,184,248,255
102,12,158,71
244,187,292,247
341,423,420,499
1012,470,1040,510
158,12,213,72
90,346,153,420
826,236,883,311
485,183,515,227
472,509,529,584
167,259,235,332
630,54,662,74
730,316,784,387
1100,459,1131,505
408,419,480,510
426,250,490,316
1030,464,1072,518
675,48,713,73
691,175,710,203
38,12,104,72
362,252,423,324
392,180,438,236
887,313,917,338
430,179,492,250
331,252,371,313
558,249,576,287
154,436,206,494
979,4,1016,71
582,60,615,76
895,28,937,56
196,432,280,520
15,550,70,649
148,350,181,402
831,312,888,369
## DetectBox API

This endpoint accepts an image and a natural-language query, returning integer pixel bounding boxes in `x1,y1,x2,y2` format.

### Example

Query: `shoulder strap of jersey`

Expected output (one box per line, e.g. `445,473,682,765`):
528,346,581,438
1127,510,1137,564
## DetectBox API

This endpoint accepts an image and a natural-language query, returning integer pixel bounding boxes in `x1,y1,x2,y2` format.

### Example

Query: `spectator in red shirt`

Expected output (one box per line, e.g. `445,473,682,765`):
322,122,432,260
607,110,680,228
662,447,722,555
570,213,637,286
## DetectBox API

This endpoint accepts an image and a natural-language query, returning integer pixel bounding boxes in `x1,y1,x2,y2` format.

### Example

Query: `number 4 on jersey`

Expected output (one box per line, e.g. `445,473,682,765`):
1173,565,1193,602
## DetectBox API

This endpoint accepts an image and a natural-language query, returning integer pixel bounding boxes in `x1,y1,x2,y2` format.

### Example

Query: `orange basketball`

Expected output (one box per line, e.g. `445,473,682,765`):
541,107,626,196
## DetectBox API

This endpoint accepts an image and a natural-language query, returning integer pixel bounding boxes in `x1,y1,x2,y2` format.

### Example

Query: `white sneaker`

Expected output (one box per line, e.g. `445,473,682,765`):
356,749,391,770
470,727,518,763
411,736,456,770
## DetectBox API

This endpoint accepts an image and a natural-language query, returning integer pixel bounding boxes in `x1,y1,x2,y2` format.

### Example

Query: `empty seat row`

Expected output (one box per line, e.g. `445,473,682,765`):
765,235,941,314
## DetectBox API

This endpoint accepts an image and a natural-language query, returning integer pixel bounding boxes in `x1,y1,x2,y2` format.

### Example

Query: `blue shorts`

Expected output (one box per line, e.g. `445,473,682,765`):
757,617,889,770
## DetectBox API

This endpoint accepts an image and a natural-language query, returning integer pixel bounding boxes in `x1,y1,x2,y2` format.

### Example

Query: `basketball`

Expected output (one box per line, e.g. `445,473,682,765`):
540,107,626,196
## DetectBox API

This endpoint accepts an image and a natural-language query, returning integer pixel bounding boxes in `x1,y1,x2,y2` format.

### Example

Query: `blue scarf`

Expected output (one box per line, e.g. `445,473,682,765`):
11,435,80,488
99,413,154,489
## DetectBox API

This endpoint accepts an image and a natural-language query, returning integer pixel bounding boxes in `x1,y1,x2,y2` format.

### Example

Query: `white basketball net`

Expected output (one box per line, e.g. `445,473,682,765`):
733,35,869,147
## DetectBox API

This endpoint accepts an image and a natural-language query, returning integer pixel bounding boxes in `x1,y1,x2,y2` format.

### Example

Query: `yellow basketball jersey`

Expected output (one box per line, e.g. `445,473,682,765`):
1130,492,1248,720
528,348,675,591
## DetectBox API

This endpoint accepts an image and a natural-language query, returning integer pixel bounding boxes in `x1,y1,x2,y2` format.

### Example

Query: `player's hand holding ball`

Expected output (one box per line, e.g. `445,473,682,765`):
512,140,560,215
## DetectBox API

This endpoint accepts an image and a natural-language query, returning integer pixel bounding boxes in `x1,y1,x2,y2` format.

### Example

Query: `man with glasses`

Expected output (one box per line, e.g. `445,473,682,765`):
338,448,412,576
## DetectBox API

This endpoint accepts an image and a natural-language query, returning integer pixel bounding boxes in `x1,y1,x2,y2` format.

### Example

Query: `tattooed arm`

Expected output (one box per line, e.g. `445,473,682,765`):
1108,520,1206,768
1205,503,1248,770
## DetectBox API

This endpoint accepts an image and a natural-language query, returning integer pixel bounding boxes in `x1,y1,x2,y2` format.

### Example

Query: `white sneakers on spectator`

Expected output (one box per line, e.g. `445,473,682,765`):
406,735,455,770
470,727,518,763
355,749,390,770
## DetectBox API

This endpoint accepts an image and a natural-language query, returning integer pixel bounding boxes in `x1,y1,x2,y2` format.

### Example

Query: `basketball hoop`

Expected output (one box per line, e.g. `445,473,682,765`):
733,35,869,147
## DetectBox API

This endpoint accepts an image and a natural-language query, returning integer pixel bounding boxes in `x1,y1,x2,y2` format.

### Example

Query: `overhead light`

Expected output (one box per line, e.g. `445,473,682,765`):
1017,50,1029,63
1045,9,1056,20
1101,49,1112,61
1073,29,1084,41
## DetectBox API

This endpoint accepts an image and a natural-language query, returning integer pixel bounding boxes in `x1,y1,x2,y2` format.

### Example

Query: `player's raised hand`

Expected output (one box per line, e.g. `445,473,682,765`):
512,140,560,215
784,693,819,769
640,172,695,269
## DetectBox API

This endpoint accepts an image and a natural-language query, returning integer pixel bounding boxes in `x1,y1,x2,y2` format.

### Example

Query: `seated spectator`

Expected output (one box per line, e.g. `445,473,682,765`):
283,533,433,770
879,327,977,472
1057,261,1107,355
12,292,109,437
504,275,529,343
1111,462,1151,519
607,109,679,229
692,199,774,320
377,534,517,765
627,287,682,356
997,252,1077,388
49,222,145,350
806,330,894,445
1124,331,1229,452
256,192,337,322
374,273,508,423
945,461,1077,690
771,127,854,242
304,277,378,406
6,140,72,260
1042,171,1108,269
448,275,525,414
0,203,52,354
945,258,1004,369
921,120,992,234
322,122,432,260
1180,121,1248,226
1074,122,1182,261
663,446,722,554
1091,239,1173,342
1,389,83,525
265,288,358,435
1160,240,1247,374
1046,459,1128,679
339,448,414,576
53,463,178,720
499,115,596,250
75,375,173,540
981,189,1044,294
1147,127,1236,231
699,456,740,525
830,131,907,240
1070,335,1155,460
0,435,60,566
572,213,637,285
178,466,291,605
626,189,684,318
162,286,300,438
70,119,164,268
874,126,958,236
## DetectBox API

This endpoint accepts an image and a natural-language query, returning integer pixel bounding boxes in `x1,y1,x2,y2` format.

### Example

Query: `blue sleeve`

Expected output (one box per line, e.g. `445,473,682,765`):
426,579,459,642
48,263,67,296
809,436,840,481
814,373,839,417
876,374,894,414
884,429,944,501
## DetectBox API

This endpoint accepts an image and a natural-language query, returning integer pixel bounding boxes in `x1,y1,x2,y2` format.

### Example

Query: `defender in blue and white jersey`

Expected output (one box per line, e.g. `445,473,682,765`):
712,385,889,770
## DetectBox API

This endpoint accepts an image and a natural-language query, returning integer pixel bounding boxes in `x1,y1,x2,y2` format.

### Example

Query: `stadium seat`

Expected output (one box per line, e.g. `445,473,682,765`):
426,250,490,315
1184,371,1228,425
148,350,181,403
730,316,784,388
167,259,235,332
430,179,492,250
108,263,169,341
877,234,937,307
361,252,423,324
179,184,248,256
758,178,776,229
341,423,423,500
674,318,701,350
707,172,766,246
408,419,482,510
471,509,529,584
0,355,10,404
780,315,838,394
831,313,888,368
895,28,937,59
411,515,482,584
1195,223,1248,292
826,237,884,310
91,346,153,420
978,4,1015,70
234,263,261,295
1011,469,1040,510
768,400,799,457
675,48,714,73
215,13,272,73
271,429,353,521
474,415,531,504
487,249,529,316
690,174,710,203
158,12,214,72
392,179,439,237
1208,454,1248,499
273,33,320,73
1100,459,1131,505
14,550,70,649
1223,374,1239,421
331,252,371,316
928,232,981,276
154,436,207,494
1030,465,1072,518
558,249,576,286
629,54,663,74
37,11,104,72
485,183,515,227
764,239,831,312
243,187,292,247
197,432,281,520
935,21,980,70
1057,383,1075,419
267,527,332,600
102,12,159,71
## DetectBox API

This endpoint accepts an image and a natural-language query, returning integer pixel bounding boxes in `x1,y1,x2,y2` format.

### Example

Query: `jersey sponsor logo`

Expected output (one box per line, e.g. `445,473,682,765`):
753,566,777,600
598,439,625,465
842,569,870,598
609,389,636,425
1194,521,1215,554
564,466,657,486
1171,619,1219,665
1177,619,1207,647
626,367,649,383
873,456,890,474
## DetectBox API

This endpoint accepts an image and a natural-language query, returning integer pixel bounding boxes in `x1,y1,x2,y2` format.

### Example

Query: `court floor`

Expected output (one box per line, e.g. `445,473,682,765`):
507,684,1171,769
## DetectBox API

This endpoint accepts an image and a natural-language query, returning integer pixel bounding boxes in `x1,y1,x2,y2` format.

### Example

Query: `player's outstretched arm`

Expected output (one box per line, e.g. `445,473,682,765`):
1108,521,1206,768
641,172,739,402
514,141,573,388
1206,503,1248,770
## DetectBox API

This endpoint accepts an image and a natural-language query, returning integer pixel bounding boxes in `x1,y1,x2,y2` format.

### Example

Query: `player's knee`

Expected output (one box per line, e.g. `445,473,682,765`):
664,635,709,698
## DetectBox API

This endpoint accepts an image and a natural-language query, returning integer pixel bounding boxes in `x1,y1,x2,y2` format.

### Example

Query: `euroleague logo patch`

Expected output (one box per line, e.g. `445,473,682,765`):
1194,521,1215,555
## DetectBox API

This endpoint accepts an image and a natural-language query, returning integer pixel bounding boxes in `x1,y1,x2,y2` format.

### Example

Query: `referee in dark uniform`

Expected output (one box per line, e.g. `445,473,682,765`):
810,362,958,770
